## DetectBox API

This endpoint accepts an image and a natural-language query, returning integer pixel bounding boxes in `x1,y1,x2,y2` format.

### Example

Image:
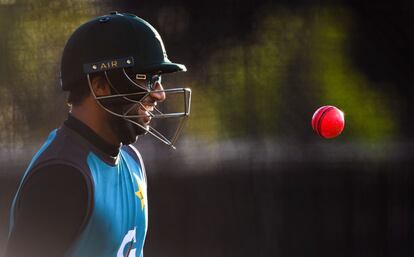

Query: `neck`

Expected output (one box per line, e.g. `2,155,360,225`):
70,99,121,147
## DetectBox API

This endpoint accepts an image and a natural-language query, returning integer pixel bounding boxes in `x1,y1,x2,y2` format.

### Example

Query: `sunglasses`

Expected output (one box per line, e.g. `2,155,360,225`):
133,74,162,91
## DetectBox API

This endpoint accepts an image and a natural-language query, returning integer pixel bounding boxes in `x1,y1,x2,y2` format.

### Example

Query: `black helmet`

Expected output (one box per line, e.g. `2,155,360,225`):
60,12,191,148
61,11,186,91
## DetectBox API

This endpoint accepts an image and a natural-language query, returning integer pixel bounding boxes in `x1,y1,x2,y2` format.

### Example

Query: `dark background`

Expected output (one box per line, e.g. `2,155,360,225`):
1,0,414,256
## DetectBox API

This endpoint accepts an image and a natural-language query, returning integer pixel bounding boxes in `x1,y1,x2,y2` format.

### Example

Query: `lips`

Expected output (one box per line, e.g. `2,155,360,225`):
138,103,154,125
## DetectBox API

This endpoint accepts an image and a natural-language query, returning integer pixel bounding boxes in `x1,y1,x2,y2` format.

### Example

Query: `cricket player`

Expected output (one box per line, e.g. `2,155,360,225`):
5,11,191,257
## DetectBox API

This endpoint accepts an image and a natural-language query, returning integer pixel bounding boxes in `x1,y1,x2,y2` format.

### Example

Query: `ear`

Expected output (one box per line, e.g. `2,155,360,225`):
90,75,111,96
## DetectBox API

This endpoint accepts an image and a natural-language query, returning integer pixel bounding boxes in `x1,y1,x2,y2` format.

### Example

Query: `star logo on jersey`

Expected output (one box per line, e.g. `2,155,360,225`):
135,185,145,210
133,173,145,210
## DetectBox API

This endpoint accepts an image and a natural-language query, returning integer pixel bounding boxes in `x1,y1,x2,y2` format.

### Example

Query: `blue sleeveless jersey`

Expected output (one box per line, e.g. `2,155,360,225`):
9,124,148,257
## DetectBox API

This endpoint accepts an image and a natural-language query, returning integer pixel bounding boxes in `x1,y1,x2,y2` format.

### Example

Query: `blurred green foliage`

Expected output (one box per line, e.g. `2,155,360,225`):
189,6,396,142
308,8,395,142
0,0,109,147
0,3,398,148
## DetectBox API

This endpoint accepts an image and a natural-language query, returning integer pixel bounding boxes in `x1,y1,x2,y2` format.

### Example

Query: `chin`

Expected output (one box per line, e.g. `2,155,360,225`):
142,124,150,132
135,122,150,136
115,119,144,145
136,119,150,132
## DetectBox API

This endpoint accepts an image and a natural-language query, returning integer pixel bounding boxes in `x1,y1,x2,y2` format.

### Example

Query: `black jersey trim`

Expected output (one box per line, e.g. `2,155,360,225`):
64,114,120,157
62,118,119,166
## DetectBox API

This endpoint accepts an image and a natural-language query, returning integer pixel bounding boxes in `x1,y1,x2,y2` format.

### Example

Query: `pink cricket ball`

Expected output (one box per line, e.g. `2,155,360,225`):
311,105,345,139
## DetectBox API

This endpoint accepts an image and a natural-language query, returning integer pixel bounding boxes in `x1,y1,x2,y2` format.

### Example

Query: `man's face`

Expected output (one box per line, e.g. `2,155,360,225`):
114,74,166,130
134,75,166,130
92,70,189,147
95,72,168,145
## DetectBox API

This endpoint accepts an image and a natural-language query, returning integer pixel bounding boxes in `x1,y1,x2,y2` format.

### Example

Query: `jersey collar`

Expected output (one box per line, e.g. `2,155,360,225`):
64,114,120,158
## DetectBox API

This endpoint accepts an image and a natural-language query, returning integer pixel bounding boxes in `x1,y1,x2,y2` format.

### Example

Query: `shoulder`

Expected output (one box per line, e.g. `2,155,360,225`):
29,127,93,178
29,163,91,186
19,163,92,203
17,127,93,196
16,163,93,222
13,163,92,228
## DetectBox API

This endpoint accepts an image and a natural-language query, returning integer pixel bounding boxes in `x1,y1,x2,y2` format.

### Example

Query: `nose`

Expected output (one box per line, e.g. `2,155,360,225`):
149,82,166,102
